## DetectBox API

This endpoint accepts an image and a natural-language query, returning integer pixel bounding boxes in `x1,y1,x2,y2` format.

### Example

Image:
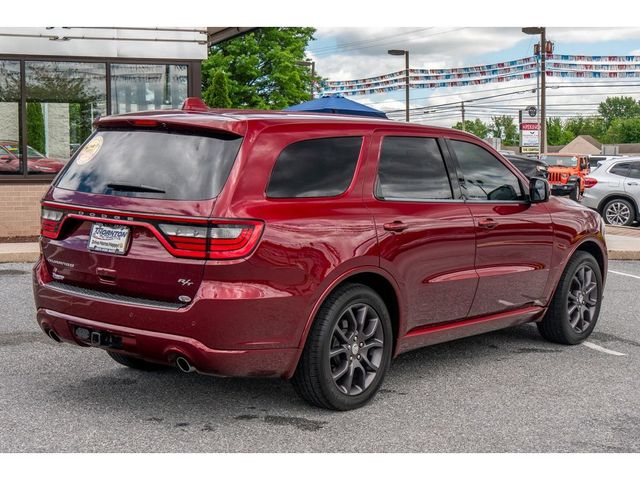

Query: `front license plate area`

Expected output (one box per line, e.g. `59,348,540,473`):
88,223,131,255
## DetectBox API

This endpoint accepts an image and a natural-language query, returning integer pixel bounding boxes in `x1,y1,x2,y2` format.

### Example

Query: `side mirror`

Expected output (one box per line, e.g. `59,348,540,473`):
530,177,550,203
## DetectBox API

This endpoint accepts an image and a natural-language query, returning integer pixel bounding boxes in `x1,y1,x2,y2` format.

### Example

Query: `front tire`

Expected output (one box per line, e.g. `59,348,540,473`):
602,198,635,226
538,251,602,345
569,183,581,201
292,283,393,410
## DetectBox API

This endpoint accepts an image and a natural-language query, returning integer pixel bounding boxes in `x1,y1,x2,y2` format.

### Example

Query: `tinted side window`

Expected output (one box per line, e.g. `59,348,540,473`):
627,164,640,179
450,140,524,201
267,137,362,198
610,163,630,177
376,137,452,200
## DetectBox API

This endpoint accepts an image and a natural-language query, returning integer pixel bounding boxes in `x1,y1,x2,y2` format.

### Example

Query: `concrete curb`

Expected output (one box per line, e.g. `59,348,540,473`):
0,243,39,264
608,250,640,260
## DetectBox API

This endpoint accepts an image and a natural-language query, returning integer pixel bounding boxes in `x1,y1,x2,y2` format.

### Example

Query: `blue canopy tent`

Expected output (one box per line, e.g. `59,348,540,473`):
284,94,388,119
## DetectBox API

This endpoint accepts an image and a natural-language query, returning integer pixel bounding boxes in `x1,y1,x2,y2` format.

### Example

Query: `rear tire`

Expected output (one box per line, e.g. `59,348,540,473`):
538,251,602,345
107,351,168,371
602,198,635,226
292,283,393,410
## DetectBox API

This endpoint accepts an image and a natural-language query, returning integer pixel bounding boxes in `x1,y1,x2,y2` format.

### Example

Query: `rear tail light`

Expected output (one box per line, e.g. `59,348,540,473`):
158,220,263,259
584,177,598,188
41,208,64,239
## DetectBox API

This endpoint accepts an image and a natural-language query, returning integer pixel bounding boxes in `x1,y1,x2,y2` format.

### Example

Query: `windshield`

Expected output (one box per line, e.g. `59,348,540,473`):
55,129,243,200
540,155,577,168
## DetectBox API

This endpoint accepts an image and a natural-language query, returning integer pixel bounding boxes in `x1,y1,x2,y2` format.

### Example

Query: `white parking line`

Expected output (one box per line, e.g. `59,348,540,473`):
583,341,627,356
608,269,640,280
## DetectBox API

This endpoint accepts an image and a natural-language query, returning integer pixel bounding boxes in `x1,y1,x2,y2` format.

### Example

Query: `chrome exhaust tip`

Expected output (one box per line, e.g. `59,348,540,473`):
47,330,61,343
175,356,195,373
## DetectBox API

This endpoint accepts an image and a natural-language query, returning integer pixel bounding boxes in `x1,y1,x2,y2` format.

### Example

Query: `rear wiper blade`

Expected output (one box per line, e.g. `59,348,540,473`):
106,182,166,194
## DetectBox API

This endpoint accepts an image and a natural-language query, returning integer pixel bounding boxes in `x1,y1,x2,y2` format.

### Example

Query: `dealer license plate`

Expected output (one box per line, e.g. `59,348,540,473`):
88,223,131,255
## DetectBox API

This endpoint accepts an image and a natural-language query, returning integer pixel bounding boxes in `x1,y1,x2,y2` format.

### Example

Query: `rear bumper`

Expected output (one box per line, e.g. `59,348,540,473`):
33,259,300,378
551,183,576,196
36,308,298,378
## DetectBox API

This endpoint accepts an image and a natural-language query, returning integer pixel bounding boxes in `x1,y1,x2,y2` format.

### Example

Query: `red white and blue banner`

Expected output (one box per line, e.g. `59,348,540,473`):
319,54,640,96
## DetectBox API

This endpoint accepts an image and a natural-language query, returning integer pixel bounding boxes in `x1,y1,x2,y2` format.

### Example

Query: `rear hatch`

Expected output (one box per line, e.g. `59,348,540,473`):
40,126,243,306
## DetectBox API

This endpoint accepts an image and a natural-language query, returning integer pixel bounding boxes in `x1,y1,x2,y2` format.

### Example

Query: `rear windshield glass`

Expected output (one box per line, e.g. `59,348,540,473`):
55,129,243,200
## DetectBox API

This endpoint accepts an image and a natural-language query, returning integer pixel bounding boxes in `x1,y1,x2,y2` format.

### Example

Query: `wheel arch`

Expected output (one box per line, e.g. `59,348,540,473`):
287,267,404,378
597,193,638,220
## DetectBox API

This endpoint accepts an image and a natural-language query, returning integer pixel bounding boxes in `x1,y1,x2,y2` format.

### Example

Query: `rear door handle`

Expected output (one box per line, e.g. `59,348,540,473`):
383,221,409,232
478,218,498,230
628,182,639,186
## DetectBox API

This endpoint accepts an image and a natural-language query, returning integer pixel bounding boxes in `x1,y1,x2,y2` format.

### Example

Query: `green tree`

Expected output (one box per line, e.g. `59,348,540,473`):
452,118,489,139
604,118,640,143
546,117,574,145
202,28,318,109
563,116,607,142
490,115,518,146
203,70,232,108
26,102,45,153
598,96,640,127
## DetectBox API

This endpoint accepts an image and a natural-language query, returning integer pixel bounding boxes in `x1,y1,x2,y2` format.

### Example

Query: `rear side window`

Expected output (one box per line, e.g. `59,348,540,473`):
376,137,452,200
267,137,362,198
55,129,242,200
450,140,524,201
627,164,640,179
610,163,630,177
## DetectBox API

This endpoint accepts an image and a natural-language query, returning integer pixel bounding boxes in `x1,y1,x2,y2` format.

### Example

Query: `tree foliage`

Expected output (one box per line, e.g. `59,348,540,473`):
202,28,319,109
598,96,640,127
489,115,519,146
26,103,45,154
452,119,489,139
203,70,232,108
605,118,640,143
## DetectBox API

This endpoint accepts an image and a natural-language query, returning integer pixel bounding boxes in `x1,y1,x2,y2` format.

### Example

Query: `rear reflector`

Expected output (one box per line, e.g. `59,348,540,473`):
584,177,598,188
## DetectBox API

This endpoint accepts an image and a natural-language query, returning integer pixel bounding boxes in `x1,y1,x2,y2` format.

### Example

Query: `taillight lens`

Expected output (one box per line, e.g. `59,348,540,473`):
158,220,263,259
41,208,64,239
584,177,598,188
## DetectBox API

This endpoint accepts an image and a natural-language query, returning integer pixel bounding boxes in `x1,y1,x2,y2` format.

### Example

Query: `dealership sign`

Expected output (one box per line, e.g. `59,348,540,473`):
519,108,540,154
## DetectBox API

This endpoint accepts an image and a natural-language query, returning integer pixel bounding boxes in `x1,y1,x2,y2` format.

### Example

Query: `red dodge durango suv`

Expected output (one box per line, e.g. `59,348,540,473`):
33,98,607,410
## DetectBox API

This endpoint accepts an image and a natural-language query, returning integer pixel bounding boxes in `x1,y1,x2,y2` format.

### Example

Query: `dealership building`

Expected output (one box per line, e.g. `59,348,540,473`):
0,27,251,239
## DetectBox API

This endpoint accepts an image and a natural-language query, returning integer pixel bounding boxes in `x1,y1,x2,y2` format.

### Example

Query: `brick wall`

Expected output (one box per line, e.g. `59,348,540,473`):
0,182,50,238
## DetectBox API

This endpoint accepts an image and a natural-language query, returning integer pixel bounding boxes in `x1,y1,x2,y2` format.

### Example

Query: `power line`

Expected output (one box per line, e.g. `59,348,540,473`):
309,28,435,55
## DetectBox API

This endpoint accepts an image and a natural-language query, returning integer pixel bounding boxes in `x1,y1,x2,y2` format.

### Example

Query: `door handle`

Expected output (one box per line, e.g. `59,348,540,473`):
383,221,409,232
478,218,498,230
628,182,639,186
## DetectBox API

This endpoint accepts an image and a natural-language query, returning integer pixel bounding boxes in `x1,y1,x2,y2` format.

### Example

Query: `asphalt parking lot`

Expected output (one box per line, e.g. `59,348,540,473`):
1,261,639,453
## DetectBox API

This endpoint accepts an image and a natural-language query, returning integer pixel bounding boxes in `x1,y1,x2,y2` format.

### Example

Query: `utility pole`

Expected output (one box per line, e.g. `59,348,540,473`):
540,28,547,154
522,27,547,154
388,49,410,122
461,101,466,131
297,60,316,97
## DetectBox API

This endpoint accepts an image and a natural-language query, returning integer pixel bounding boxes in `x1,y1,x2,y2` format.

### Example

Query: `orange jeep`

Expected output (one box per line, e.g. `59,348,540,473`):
539,153,590,201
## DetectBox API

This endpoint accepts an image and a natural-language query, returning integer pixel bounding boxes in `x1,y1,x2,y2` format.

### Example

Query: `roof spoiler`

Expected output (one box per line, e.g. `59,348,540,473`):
181,97,209,112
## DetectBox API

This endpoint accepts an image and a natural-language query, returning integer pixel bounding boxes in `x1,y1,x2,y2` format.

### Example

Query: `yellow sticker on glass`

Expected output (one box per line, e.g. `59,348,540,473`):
76,135,103,165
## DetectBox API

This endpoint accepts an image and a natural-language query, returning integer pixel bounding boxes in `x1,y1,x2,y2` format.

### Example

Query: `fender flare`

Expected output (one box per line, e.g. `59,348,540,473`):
285,266,404,378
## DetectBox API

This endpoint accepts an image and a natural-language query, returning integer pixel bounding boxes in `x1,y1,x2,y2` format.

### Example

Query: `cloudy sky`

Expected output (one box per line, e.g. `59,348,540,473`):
306,28,640,126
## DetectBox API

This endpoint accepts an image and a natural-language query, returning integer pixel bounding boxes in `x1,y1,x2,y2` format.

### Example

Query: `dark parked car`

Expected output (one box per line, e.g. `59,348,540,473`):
34,99,607,410
502,152,549,180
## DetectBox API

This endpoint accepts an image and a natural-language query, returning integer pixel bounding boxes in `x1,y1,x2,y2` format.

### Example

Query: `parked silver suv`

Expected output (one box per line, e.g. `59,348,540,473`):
582,157,640,226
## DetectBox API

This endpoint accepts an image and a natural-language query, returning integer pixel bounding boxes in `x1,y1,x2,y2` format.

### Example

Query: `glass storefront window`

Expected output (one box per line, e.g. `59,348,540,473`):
111,64,188,114
25,61,107,175
0,60,22,175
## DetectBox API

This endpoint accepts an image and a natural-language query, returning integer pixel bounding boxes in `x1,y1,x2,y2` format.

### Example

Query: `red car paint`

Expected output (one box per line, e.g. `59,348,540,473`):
33,104,607,379
0,140,66,174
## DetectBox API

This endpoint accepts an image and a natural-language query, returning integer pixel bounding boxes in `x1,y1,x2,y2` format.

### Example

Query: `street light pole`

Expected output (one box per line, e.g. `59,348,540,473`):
461,101,465,131
388,49,410,122
297,60,316,97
